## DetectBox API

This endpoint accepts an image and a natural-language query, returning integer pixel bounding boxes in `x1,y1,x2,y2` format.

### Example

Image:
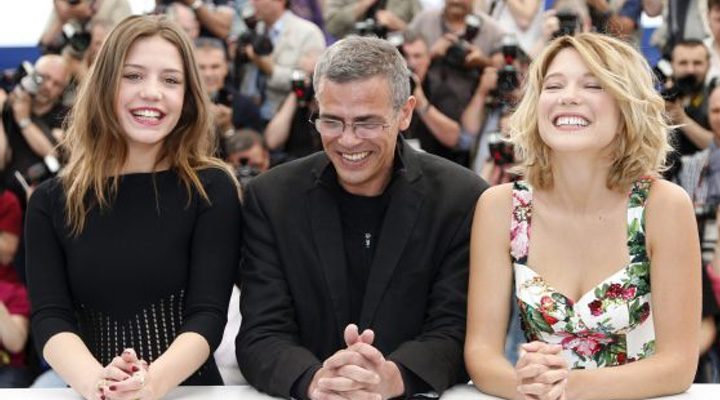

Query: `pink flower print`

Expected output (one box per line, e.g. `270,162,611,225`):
560,331,614,358
622,286,637,300
513,189,532,208
638,302,650,324
540,295,559,325
588,299,604,316
605,283,624,299
510,219,530,260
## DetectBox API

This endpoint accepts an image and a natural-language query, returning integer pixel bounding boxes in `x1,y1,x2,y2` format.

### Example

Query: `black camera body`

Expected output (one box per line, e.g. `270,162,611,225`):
213,87,234,107
61,21,92,56
487,132,515,166
291,70,314,108
235,162,263,189
654,59,702,102
354,18,388,38
553,10,579,38
445,14,482,69
0,62,43,96
235,8,274,64
497,35,520,96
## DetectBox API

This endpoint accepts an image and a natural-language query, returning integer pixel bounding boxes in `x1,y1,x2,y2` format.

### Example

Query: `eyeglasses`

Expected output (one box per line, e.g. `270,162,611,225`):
310,117,391,139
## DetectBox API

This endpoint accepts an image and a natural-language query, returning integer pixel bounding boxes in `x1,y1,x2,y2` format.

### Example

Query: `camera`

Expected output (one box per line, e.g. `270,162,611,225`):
496,34,520,96
291,70,314,108
0,62,44,96
487,132,515,166
212,87,234,107
235,5,274,64
445,14,482,69
234,160,263,188
60,21,92,57
353,0,389,37
553,9,579,38
654,59,702,102
354,18,388,38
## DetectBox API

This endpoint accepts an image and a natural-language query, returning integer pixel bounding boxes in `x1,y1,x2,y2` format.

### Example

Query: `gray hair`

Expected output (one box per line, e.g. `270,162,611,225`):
313,35,411,111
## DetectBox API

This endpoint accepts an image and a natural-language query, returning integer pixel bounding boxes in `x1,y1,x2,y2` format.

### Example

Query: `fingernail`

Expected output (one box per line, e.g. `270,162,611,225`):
131,365,139,372
109,385,116,391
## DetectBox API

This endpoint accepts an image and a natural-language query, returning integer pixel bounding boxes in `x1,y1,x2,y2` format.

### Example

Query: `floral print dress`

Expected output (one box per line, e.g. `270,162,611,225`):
511,179,655,369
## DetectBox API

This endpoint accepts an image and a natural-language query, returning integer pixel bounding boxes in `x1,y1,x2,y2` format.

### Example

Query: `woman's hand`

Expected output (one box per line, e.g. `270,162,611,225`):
514,342,569,400
97,348,151,400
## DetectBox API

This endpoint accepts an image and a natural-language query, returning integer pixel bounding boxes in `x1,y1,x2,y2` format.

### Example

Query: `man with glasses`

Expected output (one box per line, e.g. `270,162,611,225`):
0,55,70,206
237,36,487,400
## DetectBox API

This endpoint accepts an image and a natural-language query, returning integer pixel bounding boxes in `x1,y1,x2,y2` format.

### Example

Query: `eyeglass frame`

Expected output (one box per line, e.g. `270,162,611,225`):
309,115,395,139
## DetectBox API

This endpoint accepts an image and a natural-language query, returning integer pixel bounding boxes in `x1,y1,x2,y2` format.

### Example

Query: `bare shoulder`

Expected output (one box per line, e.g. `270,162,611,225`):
474,183,515,230
644,179,696,245
645,179,694,217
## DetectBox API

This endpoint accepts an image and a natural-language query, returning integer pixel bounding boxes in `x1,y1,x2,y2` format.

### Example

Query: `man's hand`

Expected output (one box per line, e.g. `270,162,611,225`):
665,99,687,124
10,88,32,122
477,67,498,97
514,342,568,400
311,325,405,400
464,45,487,68
245,45,274,76
212,103,233,132
430,34,457,59
375,10,406,31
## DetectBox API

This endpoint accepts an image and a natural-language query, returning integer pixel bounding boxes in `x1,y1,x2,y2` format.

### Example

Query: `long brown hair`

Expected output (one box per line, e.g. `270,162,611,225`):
61,14,235,235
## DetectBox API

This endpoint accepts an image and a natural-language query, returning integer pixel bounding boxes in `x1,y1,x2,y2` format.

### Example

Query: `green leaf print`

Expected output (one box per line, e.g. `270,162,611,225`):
526,304,555,334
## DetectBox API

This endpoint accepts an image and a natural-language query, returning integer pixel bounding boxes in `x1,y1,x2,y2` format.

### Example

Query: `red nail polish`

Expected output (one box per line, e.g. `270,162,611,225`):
109,385,116,391
101,396,106,400
131,365,139,372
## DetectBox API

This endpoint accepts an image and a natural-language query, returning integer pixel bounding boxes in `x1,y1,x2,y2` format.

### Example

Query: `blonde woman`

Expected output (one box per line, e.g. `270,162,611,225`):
466,33,701,400
25,15,241,400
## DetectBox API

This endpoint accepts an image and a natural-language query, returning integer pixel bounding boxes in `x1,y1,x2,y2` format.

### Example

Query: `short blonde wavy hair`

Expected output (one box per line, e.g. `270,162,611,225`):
509,33,672,190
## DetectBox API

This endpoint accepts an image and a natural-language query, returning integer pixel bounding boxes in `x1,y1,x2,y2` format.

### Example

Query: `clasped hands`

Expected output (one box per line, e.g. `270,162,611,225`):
309,324,404,400
514,342,569,400
92,348,153,400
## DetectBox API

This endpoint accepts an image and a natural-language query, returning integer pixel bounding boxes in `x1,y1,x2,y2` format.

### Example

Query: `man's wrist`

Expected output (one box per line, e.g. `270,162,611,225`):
18,117,32,130
190,0,203,11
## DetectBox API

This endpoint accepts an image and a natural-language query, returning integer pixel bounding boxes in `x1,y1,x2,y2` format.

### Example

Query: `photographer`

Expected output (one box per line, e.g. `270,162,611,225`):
39,0,131,55
408,1,504,167
264,52,322,161
0,55,69,204
224,128,271,189
156,0,234,40
461,42,528,175
238,0,325,122
528,1,591,59
324,0,422,39
195,37,263,148
664,40,716,179
400,31,465,163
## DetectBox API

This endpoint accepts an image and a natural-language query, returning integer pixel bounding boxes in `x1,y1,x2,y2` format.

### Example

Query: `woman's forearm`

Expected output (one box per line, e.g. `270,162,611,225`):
147,332,211,398
566,352,697,400
44,332,104,399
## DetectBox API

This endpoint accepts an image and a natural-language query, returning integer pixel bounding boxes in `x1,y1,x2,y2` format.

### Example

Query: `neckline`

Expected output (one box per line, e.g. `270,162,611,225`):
512,179,650,305
514,261,636,306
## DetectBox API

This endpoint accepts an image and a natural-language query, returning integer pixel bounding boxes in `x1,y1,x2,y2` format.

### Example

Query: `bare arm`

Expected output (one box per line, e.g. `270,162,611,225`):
264,94,298,151
413,81,460,148
505,0,542,30
642,0,663,17
142,332,212,398
679,114,713,150
0,302,28,353
565,181,701,399
191,2,234,39
324,0,378,37
461,67,495,136
44,332,106,399
466,184,521,399
0,231,19,265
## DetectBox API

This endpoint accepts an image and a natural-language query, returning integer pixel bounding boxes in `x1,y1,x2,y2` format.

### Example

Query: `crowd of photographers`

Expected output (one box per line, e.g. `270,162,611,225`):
3,0,720,389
